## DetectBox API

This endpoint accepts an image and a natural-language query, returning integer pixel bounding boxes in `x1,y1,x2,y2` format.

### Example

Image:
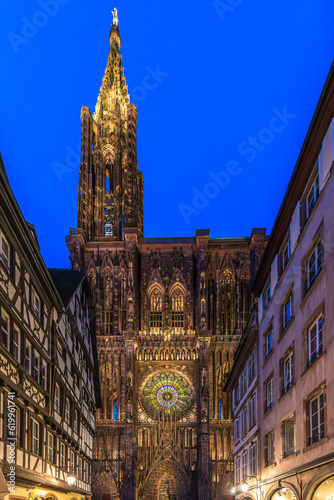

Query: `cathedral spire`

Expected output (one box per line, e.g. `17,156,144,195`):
112,7,119,26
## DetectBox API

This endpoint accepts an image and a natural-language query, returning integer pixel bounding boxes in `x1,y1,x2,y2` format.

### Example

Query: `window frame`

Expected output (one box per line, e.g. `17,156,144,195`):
307,315,323,367
282,239,291,271
0,230,10,270
282,415,295,458
307,239,322,290
308,393,325,446
283,353,293,394
47,431,54,462
31,418,40,455
306,174,320,220
1,309,9,350
266,379,273,413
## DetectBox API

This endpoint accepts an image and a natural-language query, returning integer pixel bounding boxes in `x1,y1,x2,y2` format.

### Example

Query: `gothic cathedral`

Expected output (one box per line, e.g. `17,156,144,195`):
66,9,266,500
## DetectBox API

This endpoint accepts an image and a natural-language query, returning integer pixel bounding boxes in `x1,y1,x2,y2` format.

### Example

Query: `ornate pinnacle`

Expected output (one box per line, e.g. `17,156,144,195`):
112,7,119,26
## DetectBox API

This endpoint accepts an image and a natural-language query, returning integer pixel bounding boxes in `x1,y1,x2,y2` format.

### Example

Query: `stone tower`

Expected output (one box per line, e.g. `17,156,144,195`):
66,9,267,500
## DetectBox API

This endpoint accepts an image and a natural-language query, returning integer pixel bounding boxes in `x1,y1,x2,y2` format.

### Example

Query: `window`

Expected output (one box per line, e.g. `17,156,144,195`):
150,289,162,332
41,360,47,390
234,384,240,407
0,230,10,269
65,398,71,424
283,416,295,458
235,456,240,484
248,349,256,383
234,418,240,442
240,368,247,395
283,354,293,394
309,393,324,445
55,384,60,413
60,442,66,468
266,379,273,412
33,350,39,383
282,239,291,271
25,341,32,374
265,330,273,358
266,432,274,466
249,394,256,429
306,174,320,219
78,457,83,479
283,295,292,330
171,287,184,333
13,325,20,362
31,287,41,318
1,310,9,350
73,410,79,433
113,402,117,421
241,407,247,436
241,450,247,478
47,432,54,462
264,280,271,309
307,315,323,367
31,419,39,455
70,450,75,473
218,400,223,419
307,239,322,289
249,443,257,475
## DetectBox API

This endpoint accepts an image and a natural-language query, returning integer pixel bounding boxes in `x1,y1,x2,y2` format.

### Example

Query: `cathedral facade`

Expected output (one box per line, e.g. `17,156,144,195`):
66,10,267,500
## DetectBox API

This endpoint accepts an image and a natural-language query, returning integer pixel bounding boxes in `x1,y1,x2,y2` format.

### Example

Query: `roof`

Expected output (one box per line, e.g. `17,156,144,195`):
48,268,86,307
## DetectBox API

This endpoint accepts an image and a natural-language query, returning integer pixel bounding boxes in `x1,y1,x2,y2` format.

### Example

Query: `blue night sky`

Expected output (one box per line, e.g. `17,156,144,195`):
1,0,334,268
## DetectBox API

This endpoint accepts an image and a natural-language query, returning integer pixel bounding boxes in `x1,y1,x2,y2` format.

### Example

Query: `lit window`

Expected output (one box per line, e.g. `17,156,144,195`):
307,239,322,289
219,400,223,419
309,393,325,445
31,419,39,455
283,416,295,458
113,402,117,421
306,174,320,219
307,315,323,367
283,295,292,330
282,239,291,271
70,450,75,473
1,310,9,350
47,432,54,462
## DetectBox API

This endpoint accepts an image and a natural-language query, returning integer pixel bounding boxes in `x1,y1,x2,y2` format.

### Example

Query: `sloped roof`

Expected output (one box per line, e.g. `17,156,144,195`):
48,268,86,307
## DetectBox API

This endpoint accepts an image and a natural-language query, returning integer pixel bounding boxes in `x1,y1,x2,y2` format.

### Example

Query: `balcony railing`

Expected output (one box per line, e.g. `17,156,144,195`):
308,431,325,446
307,347,323,368
282,379,293,396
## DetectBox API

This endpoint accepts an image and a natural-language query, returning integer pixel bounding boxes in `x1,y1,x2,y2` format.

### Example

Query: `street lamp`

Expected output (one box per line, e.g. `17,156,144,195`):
67,476,76,486
241,475,263,497
231,486,236,494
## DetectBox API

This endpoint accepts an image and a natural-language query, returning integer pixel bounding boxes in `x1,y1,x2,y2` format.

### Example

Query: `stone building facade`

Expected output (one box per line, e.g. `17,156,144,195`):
66,10,267,500
0,157,99,500
226,63,334,500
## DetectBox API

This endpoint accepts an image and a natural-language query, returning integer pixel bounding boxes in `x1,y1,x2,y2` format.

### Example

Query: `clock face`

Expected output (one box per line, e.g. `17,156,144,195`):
141,371,194,420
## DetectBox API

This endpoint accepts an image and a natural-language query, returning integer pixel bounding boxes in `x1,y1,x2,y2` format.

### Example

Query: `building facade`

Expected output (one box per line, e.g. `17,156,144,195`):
66,9,267,500
0,157,99,500
227,63,334,500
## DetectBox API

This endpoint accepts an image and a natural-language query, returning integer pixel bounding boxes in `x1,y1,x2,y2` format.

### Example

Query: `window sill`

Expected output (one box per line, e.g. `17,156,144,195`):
280,451,296,462
279,383,295,403
301,349,326,380
278,316,295,344
264,461,276,468
303,435,328,453
263,405,274,418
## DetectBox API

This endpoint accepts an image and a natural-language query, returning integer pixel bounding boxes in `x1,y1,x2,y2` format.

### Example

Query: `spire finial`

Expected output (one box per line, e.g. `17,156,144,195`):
112,6,119,26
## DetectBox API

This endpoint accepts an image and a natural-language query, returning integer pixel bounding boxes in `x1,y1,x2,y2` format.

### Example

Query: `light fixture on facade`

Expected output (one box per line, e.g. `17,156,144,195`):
241,481,249,492
67,476,76,486
231,486,236,494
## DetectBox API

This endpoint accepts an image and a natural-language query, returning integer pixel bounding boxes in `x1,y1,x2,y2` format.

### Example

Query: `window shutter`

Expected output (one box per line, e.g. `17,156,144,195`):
270,255,278,296
258,294,263,323
290,202,301,252
320,118,334,189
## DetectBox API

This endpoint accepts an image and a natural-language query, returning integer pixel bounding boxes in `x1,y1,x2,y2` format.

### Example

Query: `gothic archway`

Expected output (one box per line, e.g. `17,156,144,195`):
143,459,190,500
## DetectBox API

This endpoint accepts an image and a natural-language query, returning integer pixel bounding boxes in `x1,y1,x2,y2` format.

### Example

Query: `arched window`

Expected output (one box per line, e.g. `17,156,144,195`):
171,287,184,334
113,402,117,421
150,288,162,333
